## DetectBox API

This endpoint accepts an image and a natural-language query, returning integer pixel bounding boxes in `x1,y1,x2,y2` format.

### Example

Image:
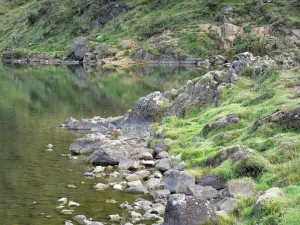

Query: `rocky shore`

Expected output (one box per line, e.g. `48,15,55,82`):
60,52,291,225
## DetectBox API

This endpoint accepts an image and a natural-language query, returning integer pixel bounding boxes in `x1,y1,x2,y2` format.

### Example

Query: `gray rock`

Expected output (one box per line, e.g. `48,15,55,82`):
127,91,170,122
216,197,238,213
126,186,148,194
151,189,171,199
156,151,169,159
134,170,151,180
118,159,140,170
200,186,219,200
228,180,255,198
154,140,169,154
173,162,186,171
126,174,141,182
67,184,77,189
72,37,90,60
132,199,153,211
202,114,239,135
146,178,162,190
155,158,171,172
84,172,94,177
108,214,121,222
256,187,284,207
164,170,195,194
163,194,216,225
195,175,227,190
139,152,153,160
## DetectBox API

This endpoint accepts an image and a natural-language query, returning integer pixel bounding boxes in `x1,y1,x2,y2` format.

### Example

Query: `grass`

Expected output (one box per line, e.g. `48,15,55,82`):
1,0,299,58
151,66,300,224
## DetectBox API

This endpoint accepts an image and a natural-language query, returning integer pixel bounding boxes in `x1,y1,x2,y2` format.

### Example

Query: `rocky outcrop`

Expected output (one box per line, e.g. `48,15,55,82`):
167,71,225,117
202,114,240,135
127,91,170,122
163,194,216,225
72,37,91,60
252,107,300,131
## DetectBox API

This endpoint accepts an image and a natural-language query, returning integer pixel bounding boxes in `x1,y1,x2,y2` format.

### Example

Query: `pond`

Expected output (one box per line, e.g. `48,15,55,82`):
0,63,207,225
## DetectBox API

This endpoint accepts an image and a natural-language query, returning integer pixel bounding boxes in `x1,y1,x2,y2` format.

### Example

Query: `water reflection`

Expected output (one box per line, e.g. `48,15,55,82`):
0,63,208,225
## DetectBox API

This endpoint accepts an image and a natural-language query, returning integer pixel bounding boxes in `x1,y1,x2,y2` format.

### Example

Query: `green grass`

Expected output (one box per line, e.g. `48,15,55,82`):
151,66,300,224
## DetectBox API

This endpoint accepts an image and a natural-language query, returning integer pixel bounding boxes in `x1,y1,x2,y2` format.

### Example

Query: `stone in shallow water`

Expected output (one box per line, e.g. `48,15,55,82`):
61,209,74,215
93,166,105,173
67,184,77,189
68,201,80,207
58,198,67,205
84,172,94,177
108,214,122,222
94,183,109,191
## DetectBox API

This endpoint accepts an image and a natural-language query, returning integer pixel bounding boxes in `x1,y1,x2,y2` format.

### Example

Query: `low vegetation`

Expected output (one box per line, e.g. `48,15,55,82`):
152,67,300,224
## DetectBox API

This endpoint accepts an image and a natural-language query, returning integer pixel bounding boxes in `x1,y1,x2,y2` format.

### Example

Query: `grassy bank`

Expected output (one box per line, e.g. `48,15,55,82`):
1,0,300,58
151,66,300,224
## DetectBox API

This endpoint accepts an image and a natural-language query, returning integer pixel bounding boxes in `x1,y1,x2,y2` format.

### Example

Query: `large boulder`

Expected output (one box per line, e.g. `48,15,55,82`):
163,194,216,225
167,71,224,117
87,138,154,166
155,158,172,172
228,180,255,198
256,187,284,207
195,175,227,190
127,92,170,122
164,170,195,194
72,37,90,60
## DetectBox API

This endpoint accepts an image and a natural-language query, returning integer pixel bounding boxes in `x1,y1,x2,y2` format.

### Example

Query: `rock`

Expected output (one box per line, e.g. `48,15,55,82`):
134,170,151,180
113,184,123,191
94,183,109,191
139,152,153,160
65,220,74,225
216,197,238,213
256,187,284,207
70,133,107,154
67,184,77,189
126,174,141,182
72,37,90,60
88,138,153,166
127,91,170,122
126,186,149,194
173,162,186,171
154,140,169,154
61,209,74,215
93,166,105,173
164,170,195,194
163,194,216,225
167,71,223,117
202,114,239,135
216,210,230,220
120,201,133,210
84,172,94,177
106,199,117,204
127,180,143,188
129,211,142,221
155,158,171,172
118,159,140,170
150,203,166,215
146,178,162,190
252,107,300,131
151,189,171,199
58,198,67,205
156,151,169,159
154,171,163,179
109,171,120,178
199,186,219,200
140,160,155,167
108,214,121,222
228,180,255,198
47,144,53,149
220,6,235,16
132,199,153,211
68,201,80,207
195,175,227,190
73,215,103,225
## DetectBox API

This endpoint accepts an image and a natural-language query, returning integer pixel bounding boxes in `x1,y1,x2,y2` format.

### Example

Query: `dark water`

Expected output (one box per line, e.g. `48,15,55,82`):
0,63,207,225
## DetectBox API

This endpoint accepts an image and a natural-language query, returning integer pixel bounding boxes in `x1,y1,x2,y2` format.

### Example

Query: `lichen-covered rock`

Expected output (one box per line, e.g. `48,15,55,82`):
127,91,170,122
228,180,255,198
163,194,216,225
164,170,195,194
256,187,284,207
195,175,227,190
202,114,240,135
72,37,90,60
167,71,224,117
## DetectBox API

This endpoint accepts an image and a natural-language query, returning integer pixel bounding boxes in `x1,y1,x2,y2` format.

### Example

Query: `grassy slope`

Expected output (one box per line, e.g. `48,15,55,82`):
152,67,300,224
0,0,299,58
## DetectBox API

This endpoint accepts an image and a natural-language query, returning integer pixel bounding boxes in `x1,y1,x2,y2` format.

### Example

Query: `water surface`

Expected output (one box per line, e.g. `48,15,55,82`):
0,64,206,225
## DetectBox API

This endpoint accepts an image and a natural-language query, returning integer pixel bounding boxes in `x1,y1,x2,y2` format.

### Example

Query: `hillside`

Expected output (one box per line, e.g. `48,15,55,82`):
1,0,300,61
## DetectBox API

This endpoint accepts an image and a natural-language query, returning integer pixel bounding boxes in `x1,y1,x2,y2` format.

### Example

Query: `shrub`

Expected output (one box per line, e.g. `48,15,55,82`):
234,154,269,179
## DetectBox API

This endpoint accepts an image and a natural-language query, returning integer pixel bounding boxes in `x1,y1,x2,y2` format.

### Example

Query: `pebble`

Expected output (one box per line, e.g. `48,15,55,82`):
67,184,77,189
68,201,80,207
47,144,53,149
105,199,117,204
58,198,67,205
